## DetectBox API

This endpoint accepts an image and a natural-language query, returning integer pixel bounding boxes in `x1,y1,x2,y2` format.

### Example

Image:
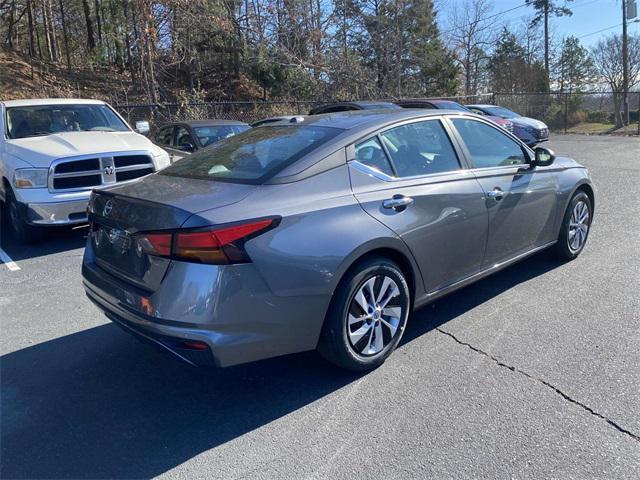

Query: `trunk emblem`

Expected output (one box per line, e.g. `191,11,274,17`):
103,199,113,216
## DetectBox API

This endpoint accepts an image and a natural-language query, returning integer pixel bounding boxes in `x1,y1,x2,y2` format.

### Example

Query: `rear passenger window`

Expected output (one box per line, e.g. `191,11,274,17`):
354,138,395,177
380,120,460,177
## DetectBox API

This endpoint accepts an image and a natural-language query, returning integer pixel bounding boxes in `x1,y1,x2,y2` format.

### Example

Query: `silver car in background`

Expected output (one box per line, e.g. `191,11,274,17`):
467,104,550,146
82,110,594,371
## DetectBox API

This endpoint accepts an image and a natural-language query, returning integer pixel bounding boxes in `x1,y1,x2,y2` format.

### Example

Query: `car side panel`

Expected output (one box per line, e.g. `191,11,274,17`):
191,164,421,298
349,165,489,293
177,164,420,357
472,165,559,265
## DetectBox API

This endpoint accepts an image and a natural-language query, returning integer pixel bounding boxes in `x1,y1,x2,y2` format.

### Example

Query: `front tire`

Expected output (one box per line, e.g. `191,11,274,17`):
5,187,39,244
318,257,410,371
552,190,592,260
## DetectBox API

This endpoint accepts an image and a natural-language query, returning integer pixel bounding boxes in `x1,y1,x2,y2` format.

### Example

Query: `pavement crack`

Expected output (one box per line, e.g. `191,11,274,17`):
436,327,640,443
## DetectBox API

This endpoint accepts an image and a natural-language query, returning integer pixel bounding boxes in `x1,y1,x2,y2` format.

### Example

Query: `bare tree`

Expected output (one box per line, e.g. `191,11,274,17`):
591,34,640,128
447,0,494,97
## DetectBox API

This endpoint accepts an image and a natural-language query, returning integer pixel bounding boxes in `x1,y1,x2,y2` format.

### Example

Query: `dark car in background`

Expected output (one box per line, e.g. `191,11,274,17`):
154,119,250,161
251,116,297,127
395,98,514,133
309,101,402,115
82,109,594,372
467,104,549,146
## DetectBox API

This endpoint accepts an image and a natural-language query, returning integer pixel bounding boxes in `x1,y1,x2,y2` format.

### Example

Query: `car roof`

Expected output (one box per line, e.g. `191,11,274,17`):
310,101,401,114
294,108,455,130
174,119,249,127
1,98,107,107
396,98,460,105
466,104,495,109
272,109,478,181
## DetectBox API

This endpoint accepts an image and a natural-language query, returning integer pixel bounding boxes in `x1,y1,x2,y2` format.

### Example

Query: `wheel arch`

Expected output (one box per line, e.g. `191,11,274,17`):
330,238,423,311
574,181,595,214
1,176,11,203
316,240,421,351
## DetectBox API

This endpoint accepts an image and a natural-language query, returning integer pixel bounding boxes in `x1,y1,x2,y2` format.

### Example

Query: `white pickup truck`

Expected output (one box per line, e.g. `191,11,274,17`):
0,98,170,243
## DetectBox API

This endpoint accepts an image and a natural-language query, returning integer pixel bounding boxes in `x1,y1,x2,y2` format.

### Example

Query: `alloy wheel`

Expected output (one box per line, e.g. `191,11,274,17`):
568,200,590,252
347,275,403,356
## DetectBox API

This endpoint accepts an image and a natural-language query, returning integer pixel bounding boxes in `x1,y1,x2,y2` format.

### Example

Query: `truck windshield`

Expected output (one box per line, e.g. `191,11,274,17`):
6,104,130,139
161,125,342,184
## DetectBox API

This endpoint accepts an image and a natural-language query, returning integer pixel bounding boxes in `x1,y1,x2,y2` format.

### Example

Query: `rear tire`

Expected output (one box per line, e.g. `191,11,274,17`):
5,187,39,244
318,257,410,372
552,191,592,260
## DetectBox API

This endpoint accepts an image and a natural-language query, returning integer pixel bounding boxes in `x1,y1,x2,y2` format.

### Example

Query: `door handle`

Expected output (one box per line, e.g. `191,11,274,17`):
487,188,505,201
383,195,414,211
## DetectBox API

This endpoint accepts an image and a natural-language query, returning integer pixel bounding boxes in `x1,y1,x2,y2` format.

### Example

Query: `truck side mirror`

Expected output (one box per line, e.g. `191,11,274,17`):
135,121,150,135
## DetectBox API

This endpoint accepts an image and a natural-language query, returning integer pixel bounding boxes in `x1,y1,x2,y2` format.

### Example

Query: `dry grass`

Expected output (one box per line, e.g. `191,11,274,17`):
563,122,639,136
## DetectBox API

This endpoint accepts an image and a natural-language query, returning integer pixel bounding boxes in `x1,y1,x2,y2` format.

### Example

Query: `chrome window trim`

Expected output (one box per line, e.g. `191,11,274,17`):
351,159,475,184
47,150,155,193
347,115,471,182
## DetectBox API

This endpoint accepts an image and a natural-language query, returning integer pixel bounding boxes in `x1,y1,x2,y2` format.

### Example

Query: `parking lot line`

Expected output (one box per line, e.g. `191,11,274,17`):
0,247,20,271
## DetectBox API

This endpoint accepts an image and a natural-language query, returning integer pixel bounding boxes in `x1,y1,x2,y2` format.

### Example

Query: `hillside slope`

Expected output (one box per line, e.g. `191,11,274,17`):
0,49,138,103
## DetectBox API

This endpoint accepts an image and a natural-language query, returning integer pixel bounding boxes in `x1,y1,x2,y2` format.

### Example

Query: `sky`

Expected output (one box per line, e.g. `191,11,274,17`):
438,0,640,48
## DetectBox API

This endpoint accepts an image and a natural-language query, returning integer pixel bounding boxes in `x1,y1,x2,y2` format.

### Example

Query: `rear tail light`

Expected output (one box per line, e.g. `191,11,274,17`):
135,217,278,265
137,233,172,256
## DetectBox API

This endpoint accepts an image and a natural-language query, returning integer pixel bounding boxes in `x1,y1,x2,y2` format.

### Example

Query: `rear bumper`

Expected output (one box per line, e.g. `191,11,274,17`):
86,291,218,367
81,242,329,368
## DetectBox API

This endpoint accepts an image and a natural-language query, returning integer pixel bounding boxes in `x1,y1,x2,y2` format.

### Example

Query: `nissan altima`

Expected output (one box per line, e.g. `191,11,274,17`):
82,110,594,371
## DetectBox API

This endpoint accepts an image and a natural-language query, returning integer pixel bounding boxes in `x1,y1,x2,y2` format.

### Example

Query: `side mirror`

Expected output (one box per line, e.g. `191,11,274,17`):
135,121,150,135
532,147,555,167
178,143,195,153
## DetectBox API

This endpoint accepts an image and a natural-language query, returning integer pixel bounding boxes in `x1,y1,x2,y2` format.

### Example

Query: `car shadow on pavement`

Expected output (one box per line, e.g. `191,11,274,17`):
0,252,561,479
0,220,88,262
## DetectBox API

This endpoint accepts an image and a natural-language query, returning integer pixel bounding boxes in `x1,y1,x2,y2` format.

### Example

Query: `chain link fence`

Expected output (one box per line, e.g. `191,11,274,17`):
114,92,640,135
493,92,640,134
115,101,321,130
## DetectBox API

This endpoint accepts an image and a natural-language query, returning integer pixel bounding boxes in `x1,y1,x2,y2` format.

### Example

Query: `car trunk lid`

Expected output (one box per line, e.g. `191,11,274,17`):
88,173,255,290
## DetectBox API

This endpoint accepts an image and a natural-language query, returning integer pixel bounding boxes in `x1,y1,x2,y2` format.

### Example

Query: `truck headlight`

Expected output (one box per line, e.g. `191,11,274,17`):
13,168,48,188
152,150,171,170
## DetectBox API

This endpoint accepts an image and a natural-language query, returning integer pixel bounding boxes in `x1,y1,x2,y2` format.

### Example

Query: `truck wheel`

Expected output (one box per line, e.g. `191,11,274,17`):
5,187,39,244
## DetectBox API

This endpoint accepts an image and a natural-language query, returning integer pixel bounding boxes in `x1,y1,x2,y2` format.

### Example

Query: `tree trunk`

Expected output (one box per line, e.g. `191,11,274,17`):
58,0,71,72
6,0,16,48
613,92,624,129
94,0,103,47
41,0,54,61
82,0,96,51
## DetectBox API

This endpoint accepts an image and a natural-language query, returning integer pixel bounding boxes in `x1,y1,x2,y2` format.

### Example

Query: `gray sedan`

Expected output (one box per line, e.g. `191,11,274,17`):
82,110,594,371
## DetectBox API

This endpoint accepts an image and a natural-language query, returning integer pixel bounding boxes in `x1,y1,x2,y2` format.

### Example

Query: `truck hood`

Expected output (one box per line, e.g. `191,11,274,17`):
5,131,162,167
511,117,548,130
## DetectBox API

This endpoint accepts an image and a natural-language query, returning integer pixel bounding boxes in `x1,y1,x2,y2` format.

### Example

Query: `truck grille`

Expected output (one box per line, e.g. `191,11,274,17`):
50,154,155,191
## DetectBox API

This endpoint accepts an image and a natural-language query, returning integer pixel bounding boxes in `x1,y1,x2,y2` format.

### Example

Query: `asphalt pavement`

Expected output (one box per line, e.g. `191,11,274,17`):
1,134,639,479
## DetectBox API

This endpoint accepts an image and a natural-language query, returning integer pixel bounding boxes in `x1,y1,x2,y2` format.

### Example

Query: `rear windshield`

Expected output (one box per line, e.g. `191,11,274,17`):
6,104,129,139
161,125,342,184
194,125,250,147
